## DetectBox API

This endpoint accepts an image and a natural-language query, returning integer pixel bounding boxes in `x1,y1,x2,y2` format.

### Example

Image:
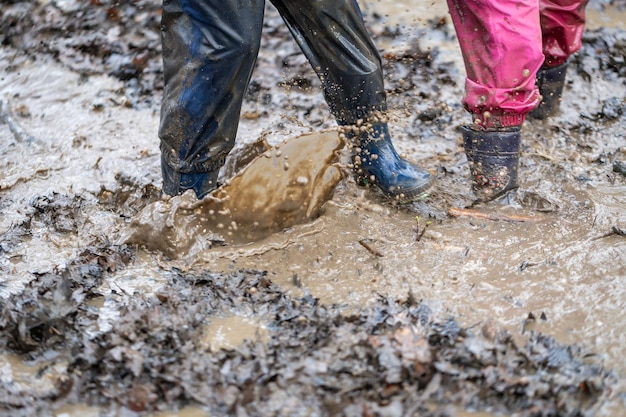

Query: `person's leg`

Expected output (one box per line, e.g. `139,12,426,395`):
447,0,544,201
530,0,589,119
270,0,433,200
540,0,589,68
447,0,543,129
159,0,265,198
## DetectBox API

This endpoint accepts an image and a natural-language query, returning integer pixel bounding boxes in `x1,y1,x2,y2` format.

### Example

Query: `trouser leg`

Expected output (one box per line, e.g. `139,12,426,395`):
446,0,542,201
271,0,433,200
159,0,264,176
446,0,543,128
270,0,387,125
530,0,588,119
540,0,589,67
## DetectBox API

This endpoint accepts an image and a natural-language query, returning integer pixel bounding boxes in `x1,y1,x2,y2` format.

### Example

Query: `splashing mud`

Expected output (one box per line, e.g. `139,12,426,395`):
1,1,625,417
121,131,344,256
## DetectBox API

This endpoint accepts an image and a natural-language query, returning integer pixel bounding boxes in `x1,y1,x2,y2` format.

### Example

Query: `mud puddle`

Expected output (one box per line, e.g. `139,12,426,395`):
1,1,626,416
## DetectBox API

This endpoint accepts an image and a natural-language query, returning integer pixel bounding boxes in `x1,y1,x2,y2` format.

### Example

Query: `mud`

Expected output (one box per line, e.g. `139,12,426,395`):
121,130,345,256
0,263,615,416
1,1,626,416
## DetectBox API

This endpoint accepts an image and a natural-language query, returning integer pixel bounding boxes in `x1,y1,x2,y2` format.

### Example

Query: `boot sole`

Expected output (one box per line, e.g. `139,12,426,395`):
357,175,435,203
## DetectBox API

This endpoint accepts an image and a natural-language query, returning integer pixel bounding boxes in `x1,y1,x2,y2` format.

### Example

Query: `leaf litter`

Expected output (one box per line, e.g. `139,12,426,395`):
0,244,614,415
1,1,625,416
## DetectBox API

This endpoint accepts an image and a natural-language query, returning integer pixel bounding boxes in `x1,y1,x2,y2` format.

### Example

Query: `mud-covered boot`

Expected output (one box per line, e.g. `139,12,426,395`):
351,123,433,200
462,125,520,202
529,62,568,120
161,155,219,199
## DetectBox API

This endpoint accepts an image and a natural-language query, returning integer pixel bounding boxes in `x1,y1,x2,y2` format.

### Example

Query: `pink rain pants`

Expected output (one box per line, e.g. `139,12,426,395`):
446,0,589,128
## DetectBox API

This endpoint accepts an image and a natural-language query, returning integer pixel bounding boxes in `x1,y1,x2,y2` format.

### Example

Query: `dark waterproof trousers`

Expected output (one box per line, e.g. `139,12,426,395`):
159,0,387,175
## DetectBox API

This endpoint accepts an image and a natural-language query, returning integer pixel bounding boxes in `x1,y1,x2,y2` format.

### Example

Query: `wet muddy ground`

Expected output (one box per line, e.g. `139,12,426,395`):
1,1,625,416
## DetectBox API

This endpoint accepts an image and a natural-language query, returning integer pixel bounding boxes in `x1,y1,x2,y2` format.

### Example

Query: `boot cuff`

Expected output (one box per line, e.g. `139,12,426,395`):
472,112,525,129
462,125,521,155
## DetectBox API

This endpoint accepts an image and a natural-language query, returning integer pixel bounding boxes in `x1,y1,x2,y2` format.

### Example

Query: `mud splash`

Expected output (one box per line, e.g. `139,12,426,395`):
121,131,345,257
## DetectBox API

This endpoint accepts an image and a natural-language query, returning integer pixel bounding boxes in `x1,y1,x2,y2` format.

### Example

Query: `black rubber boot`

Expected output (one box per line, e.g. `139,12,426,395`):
161,155,220,199
462,125,521,202
351,123,434,201
529,62,568,120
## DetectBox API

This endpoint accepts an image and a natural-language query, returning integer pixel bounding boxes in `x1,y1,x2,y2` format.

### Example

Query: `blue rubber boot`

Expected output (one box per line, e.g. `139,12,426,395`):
351,123,433,200
161,155,219,199
462,125,520,202
529,62,568,120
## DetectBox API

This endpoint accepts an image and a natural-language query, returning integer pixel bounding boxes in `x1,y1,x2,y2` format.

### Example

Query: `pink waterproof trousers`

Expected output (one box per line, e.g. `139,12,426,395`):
447,0,589,128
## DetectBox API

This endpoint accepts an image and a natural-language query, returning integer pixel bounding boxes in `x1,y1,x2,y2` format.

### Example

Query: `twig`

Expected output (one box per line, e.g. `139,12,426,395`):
0,98,36,143
526,151,559,163
448,207,546,223
358,239,384,257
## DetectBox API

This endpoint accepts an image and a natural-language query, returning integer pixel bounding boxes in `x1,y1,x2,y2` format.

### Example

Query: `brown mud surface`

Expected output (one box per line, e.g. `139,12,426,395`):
1,1,625,416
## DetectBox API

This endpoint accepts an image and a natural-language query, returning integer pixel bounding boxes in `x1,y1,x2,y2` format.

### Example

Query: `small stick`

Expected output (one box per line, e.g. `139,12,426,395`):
448,207,546,223
358,239,384,257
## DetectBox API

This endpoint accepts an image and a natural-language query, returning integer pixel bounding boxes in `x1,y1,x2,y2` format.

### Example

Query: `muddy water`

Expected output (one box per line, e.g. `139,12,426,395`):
54,405,211,417
202,315,269,352
586,6,626,29
1,0,625,416
199,168,626,355
121,131,345,257
361,0,449,28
